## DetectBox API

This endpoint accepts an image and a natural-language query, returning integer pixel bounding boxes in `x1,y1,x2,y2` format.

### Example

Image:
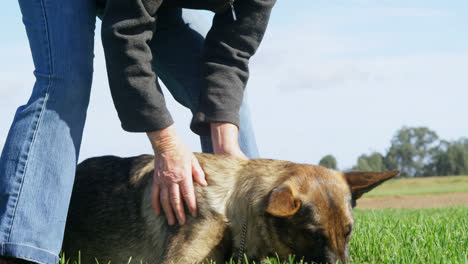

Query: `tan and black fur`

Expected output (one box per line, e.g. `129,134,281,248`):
62,153,398,263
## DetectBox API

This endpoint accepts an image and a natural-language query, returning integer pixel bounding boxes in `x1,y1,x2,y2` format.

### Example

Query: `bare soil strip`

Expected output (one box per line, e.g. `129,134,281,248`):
356,192,468,209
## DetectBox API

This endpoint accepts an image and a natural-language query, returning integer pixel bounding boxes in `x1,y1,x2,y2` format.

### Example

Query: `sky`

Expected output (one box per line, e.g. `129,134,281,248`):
1,0,467,170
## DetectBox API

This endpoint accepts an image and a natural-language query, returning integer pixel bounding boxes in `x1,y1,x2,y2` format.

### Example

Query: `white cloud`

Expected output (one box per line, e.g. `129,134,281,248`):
347,0,451,17
245,16,468,168
250,14,468,93
382,8,449,17
352,7,450,18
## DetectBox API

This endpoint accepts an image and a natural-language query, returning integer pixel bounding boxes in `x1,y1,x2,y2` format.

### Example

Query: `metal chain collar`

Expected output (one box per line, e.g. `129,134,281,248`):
237,216,248,262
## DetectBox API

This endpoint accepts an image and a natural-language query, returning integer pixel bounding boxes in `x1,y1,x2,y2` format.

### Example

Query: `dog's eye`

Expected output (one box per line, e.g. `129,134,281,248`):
344,224,352,238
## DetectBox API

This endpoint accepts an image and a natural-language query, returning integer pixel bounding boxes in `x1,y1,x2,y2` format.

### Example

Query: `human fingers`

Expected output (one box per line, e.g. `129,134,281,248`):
160,186,176,225
151,182,161,215
192,157,207,187
180,176,197,217
169,184,186,225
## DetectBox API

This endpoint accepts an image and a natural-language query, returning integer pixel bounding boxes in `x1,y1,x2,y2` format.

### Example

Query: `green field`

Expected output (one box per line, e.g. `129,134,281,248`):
363,175,468,197
350,207,467,263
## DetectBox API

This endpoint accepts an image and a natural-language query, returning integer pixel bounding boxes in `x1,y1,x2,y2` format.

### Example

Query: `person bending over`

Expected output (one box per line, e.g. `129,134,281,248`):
99,0,276,226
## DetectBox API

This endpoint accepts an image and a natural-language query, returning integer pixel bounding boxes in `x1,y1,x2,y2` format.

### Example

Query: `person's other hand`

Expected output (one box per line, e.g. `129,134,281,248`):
210,122,248,160
147,125,207,226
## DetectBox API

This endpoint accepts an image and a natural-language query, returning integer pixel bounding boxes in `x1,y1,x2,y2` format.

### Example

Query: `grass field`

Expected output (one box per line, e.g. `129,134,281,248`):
363,175,468,197
350,207,467,263
60,176,468,264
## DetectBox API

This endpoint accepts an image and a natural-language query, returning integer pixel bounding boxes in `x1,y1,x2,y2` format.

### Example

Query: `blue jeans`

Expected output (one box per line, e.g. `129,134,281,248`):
0,1,259,264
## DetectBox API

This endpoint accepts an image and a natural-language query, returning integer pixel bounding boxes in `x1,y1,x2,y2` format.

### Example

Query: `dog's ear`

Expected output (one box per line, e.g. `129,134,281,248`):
345,170,399,200
266,184,302,217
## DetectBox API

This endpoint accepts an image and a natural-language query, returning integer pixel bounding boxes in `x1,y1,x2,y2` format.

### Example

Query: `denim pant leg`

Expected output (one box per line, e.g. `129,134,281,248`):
152,8,259,158
0,0,96,263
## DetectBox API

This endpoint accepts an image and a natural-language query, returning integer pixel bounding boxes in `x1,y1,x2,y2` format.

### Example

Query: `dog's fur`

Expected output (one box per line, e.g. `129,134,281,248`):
62,153,398,263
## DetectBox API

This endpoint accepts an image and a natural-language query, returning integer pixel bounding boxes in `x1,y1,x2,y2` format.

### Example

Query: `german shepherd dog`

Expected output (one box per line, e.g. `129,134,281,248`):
62,153,398,263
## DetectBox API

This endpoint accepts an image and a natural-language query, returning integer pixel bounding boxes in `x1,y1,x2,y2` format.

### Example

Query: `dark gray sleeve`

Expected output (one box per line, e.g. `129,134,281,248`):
101,0,173,132
190,0,276,136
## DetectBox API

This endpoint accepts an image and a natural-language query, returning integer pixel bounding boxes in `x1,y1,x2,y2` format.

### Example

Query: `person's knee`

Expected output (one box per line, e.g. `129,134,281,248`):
48,64,93,111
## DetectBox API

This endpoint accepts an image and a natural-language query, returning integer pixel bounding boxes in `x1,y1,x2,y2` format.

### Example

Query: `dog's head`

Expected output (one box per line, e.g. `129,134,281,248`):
263,165,398,263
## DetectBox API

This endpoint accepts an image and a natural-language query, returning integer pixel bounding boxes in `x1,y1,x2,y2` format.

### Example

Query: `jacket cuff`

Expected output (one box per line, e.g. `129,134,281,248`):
120,108,174,133
190,110,240,136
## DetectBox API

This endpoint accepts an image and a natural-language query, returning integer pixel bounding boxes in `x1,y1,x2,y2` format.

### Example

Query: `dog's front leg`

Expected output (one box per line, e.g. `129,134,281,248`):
162,214,232,264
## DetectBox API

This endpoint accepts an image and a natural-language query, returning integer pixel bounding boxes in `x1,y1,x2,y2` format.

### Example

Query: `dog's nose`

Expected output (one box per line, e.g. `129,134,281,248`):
325,251,349,264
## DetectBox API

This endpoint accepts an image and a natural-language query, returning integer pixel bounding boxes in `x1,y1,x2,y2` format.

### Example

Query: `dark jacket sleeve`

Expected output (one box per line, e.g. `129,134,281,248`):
101,0,173,132
190,0,276,136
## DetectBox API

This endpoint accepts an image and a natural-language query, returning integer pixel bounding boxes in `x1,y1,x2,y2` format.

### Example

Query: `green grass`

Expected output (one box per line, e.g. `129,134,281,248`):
349,207,467,263
60,207,468,264
363,175,468,197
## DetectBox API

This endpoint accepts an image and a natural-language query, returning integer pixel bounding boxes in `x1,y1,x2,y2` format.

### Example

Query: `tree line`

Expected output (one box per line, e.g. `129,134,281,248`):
318,126,468,177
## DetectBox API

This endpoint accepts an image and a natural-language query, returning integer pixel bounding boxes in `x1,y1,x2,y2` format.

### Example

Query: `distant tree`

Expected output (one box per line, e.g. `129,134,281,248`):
319,155,337,169
384,126,439,177
430,138,468,176
423,140,449,176
353,152,387,171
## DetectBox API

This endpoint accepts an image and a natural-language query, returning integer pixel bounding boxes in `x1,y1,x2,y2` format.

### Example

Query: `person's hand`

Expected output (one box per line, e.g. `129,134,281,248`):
210,122,248,160
147,125,207,226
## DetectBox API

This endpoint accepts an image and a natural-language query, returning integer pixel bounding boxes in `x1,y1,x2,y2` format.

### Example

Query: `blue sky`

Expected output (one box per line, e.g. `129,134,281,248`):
1,0,467,169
